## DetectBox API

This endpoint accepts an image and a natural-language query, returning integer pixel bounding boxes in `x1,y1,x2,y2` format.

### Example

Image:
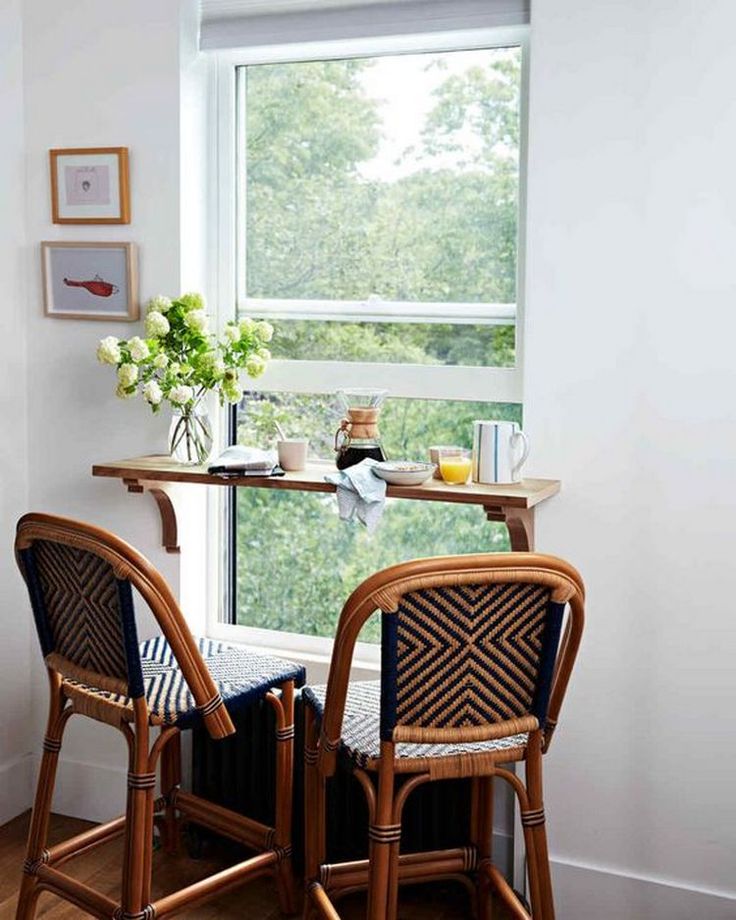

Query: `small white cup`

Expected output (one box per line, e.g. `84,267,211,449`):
277,438,309,471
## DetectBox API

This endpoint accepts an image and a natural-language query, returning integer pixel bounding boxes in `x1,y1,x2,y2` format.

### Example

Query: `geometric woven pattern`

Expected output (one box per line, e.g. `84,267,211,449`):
391,583,552,729
65,637,305,729
303,682,529,769
30,540,130,682
139,637,305,727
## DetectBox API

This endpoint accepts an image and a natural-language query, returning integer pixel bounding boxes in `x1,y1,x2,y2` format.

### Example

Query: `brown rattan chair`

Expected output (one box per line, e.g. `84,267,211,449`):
302,552,585,920
14,512,304,920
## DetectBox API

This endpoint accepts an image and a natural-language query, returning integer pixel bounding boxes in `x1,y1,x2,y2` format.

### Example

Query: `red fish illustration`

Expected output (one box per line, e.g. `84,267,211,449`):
63,274,119,297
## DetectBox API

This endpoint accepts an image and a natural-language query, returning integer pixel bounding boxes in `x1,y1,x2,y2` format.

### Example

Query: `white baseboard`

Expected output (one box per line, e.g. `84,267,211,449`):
551,858,736,920
0,754,34,825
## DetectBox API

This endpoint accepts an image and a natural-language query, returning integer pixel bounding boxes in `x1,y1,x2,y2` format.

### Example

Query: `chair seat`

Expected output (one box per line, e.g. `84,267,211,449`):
303,681,528,770
64,637,305,729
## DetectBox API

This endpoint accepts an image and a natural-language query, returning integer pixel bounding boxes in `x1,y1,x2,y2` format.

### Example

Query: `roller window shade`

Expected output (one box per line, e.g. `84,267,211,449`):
200,0,529,50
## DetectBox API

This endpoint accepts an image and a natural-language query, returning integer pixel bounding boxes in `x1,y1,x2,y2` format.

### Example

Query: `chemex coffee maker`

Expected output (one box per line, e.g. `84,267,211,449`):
333,388,387,469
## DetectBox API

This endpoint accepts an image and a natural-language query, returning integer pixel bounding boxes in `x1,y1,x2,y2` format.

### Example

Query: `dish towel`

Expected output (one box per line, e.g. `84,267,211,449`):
324,458,387,533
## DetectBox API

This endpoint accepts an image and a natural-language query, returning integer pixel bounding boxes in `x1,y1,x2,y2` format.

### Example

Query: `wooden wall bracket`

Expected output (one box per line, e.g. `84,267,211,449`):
123,479,180,554
484,504,535,553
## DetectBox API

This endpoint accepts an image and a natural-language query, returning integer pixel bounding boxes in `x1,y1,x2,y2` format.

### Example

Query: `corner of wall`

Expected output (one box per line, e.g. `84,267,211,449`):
0,0,33,823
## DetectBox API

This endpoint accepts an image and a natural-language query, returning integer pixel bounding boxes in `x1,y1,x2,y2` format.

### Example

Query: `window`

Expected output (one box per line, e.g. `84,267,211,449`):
215,29,527,653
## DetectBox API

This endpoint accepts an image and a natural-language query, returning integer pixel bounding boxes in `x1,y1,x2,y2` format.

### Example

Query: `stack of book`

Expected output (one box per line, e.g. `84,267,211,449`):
207,446,283,477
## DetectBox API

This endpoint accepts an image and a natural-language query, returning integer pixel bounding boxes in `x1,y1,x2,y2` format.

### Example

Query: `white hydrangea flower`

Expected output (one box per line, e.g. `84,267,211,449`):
199,352,226,378
153,353,169,370
115,384,135,400
179,292,204,311
146,310,170,338
184,309,209,335
142,380,163,405
239,317,256,336
221,379,242,404
146,295,172,314
169,362,181,376
128,336,150,363
223,324,241,345
117,363,138,388
257,347,271,362
97,335,121,365
255,320,274,343
245,354,266,379
169,384,194,406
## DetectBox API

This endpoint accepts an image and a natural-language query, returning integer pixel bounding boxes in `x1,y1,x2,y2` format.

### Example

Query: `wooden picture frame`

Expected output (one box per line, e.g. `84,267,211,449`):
41,241,139,321
50,147,130,224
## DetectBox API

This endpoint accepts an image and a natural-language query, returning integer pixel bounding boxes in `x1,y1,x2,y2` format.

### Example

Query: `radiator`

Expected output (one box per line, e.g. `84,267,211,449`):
192,695,472,869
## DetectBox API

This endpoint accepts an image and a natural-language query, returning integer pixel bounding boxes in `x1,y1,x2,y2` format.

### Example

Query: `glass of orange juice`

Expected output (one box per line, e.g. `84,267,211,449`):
438,447,472,485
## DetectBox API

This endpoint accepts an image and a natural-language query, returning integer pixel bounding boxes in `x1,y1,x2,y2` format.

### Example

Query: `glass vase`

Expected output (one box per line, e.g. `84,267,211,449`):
168,404,213,466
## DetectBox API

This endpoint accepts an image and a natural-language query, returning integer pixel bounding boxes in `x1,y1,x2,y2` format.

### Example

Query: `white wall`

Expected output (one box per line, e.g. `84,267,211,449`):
525,1,736,917
21,0,203,820
0,0,33,824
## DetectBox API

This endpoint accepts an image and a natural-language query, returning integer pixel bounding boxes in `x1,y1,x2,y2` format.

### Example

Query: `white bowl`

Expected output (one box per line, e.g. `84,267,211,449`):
372,461,435,486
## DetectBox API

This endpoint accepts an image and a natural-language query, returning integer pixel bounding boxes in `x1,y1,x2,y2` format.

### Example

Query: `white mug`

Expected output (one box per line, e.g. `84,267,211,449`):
472,420,529,485
277,438,309,471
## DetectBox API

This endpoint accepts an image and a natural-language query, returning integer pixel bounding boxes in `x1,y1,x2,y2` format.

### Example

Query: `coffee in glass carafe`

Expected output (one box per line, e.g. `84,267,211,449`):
333,388,387,470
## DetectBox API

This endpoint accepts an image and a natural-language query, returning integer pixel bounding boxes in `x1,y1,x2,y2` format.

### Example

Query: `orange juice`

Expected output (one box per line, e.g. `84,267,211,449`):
439,456,472,484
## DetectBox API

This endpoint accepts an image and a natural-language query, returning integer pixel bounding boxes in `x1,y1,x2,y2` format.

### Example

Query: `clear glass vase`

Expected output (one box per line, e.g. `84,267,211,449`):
168,404,213,465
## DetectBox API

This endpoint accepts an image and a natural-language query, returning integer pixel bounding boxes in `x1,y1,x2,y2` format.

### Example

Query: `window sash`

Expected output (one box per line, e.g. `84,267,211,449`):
240,297,516,326
257,360,521,401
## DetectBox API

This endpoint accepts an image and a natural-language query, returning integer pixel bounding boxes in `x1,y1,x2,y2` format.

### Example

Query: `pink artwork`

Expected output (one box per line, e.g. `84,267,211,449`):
64,165,111,206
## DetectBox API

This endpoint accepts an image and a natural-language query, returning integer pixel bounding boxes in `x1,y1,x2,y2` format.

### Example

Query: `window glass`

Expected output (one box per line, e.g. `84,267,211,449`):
232,393,521,639
242,46,522,368
228,40,525,640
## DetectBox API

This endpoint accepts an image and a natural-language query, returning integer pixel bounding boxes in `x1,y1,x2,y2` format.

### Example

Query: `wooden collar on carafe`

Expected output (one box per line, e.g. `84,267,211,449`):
345,407,380,440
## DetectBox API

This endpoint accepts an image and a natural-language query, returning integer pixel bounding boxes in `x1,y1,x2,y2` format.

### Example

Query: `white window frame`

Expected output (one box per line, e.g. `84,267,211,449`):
207,25,529,668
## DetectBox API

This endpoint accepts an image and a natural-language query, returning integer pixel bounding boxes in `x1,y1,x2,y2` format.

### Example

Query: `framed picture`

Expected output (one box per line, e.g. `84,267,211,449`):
49,147,130,224
41,242,139,321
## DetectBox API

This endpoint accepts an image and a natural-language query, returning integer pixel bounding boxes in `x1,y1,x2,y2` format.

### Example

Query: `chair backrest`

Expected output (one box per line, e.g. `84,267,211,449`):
319,553,584,760
15,512,235,739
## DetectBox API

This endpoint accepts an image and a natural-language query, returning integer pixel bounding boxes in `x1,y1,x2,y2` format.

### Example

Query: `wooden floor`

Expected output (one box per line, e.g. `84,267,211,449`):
0,812,510,919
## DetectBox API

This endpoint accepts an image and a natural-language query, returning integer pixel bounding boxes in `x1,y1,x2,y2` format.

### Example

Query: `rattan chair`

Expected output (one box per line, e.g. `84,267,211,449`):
14,512,304,920
302,552,585,920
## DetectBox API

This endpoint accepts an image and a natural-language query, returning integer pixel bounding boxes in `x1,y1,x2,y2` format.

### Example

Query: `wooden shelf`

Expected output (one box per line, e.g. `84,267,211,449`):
92,455,561,554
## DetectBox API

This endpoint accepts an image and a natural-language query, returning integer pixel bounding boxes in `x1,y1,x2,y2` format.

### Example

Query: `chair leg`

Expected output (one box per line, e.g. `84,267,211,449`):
303,705,325,920
16,675,69,920
366,743,396,920
159,730,181,856
525,736,554,920
471,776,495,920
272,681,298,916
121,703,155,918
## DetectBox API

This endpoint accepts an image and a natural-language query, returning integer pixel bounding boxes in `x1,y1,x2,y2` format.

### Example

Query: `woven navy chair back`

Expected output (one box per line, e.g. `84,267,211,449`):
380,581,565,737
17,537,144,698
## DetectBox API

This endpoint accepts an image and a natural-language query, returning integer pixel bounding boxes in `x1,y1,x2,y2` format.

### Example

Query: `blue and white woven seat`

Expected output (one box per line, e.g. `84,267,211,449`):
303,680,529,769
66,637,305,729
